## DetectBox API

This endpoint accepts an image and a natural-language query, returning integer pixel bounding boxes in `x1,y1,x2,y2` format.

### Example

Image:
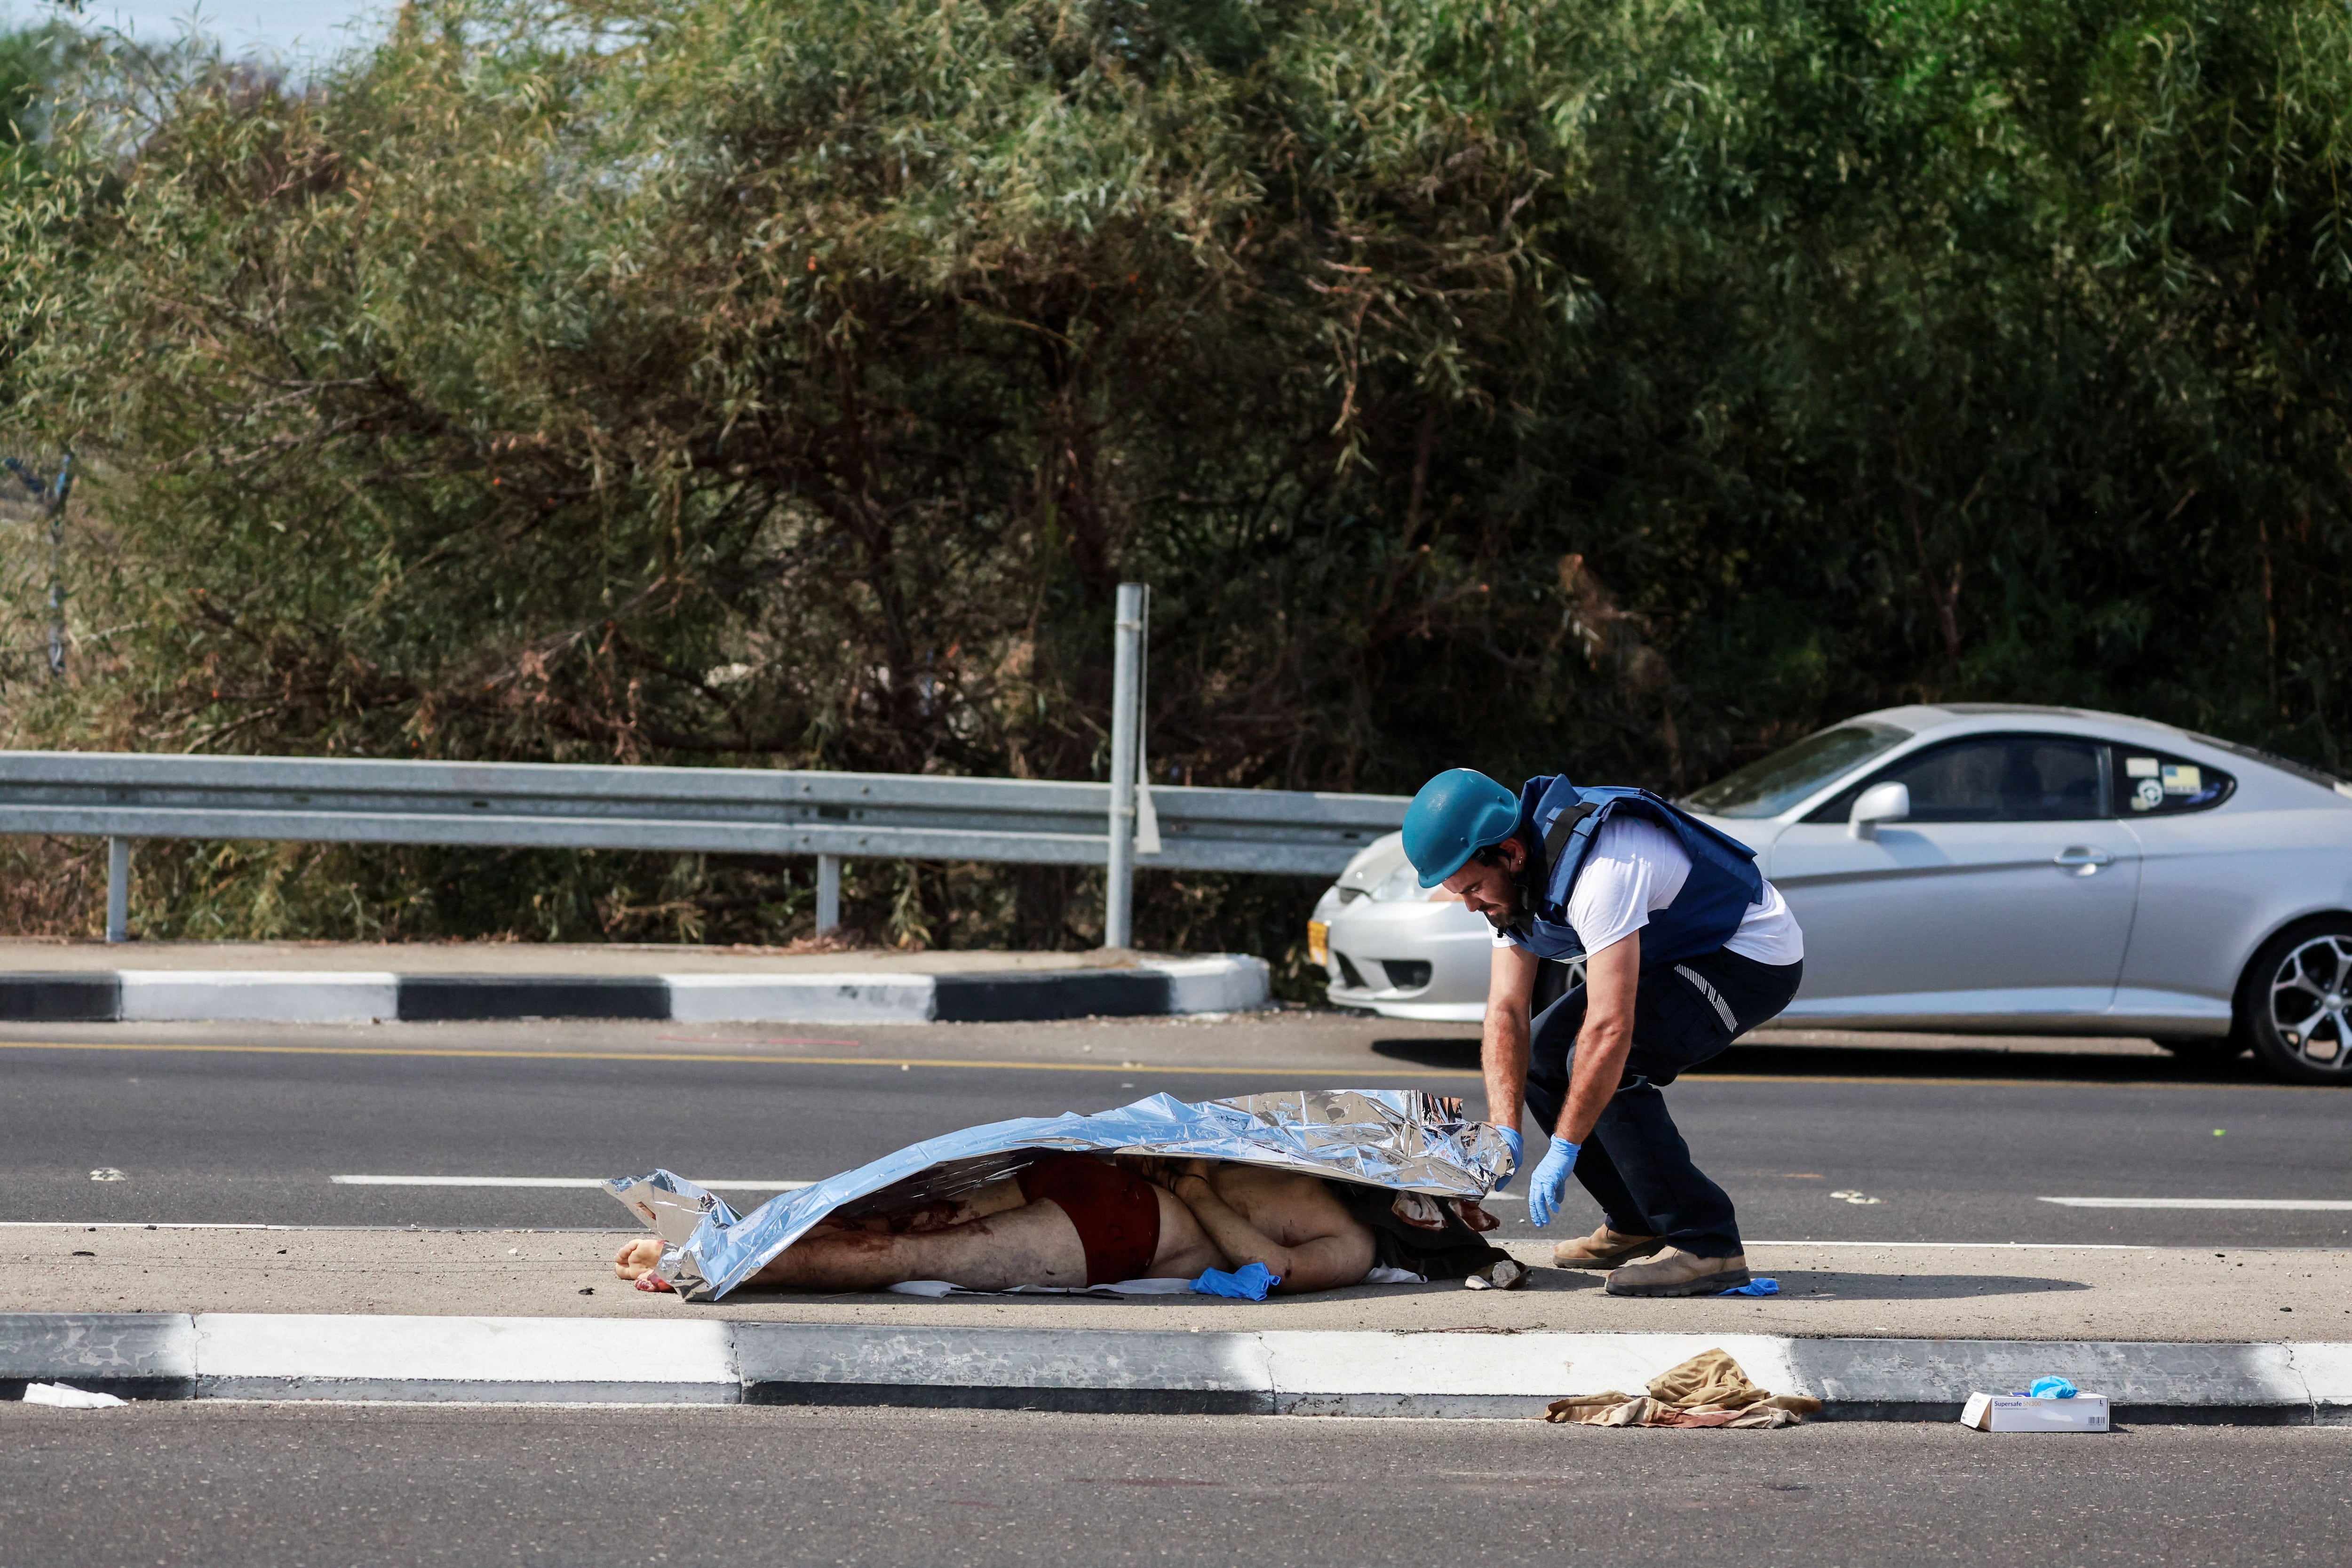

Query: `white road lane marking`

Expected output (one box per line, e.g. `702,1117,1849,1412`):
0,1222,628,1232
0,1222,2172,1247
2038,1196,2352,1210
1,1221,271,1230
1742,1240,2153,1250
330,1175,816,1192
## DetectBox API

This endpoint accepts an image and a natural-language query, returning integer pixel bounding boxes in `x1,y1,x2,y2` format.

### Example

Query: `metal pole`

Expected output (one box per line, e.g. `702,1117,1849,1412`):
105,836,129,943
3,451,71,680
1104,582,1145,950
815,853,842,934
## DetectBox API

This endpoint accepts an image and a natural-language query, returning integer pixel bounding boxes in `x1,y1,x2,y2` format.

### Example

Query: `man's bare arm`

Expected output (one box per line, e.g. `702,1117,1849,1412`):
1168,1165,1370,1292
1555,930,1639,1145
1257,1234,1375,1294
1482,942,1541,1133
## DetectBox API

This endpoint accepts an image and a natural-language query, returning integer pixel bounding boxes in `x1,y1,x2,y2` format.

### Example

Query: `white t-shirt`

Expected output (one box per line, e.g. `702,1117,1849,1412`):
1491,814,1804,964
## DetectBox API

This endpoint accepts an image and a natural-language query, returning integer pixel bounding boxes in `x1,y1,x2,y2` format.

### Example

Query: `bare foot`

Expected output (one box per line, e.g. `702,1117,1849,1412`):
613,1237,666,1281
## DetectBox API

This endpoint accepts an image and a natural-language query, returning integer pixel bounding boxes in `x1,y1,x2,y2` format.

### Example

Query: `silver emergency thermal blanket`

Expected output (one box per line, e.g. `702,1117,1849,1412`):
604,1088,1516,1301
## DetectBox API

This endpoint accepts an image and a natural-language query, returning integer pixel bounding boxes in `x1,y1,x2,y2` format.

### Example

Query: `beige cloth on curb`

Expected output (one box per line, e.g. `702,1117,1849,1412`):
1544,1348,1824,1429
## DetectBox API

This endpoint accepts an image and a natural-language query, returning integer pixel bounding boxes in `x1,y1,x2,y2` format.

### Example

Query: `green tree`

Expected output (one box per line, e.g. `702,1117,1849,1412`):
0,18,62,159
4,0,2350,961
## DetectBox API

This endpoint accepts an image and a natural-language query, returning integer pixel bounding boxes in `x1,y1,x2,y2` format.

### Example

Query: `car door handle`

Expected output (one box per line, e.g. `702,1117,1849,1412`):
2053,846,2113,875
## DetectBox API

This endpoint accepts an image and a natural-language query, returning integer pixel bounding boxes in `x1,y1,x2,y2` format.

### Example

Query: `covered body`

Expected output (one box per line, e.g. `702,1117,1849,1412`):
605,1088,1517,1300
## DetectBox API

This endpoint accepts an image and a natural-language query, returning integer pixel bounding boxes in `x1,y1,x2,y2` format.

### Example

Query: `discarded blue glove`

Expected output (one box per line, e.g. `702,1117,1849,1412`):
1717,1277,1780,1297
1191,1262,1280,1301
2028,1377,2079,1399
1525,1138,1581,1229
1492,1126,1526,1191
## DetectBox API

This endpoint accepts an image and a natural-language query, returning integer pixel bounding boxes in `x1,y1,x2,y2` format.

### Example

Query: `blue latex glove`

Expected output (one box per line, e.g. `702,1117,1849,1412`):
1525,1138,1581,1228
1717,1277,1780,1297
1191,1262,1280,1301
1492,1127,1526,1191
2028,1377,2079,1399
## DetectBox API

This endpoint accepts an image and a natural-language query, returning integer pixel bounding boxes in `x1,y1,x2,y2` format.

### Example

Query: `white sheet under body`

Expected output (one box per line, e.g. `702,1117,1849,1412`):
886,1266,1425,1297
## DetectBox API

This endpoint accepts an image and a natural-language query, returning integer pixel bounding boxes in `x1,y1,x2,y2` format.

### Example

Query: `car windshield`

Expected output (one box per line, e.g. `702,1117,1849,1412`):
1682,722,1913,819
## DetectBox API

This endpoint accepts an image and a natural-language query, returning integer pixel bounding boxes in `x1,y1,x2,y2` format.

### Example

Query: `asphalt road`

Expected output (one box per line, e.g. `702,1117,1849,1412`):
0,1016,2346,1246
1,1404,2346,1568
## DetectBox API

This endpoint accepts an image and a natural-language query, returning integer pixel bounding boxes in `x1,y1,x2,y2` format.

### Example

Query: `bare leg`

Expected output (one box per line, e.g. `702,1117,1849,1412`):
611,1177,1030,1283
750,1198,1089,1291
823,1177,1028,1237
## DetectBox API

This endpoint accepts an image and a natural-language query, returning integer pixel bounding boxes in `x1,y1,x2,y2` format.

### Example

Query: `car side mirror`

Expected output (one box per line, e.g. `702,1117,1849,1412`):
1849,781,1910,840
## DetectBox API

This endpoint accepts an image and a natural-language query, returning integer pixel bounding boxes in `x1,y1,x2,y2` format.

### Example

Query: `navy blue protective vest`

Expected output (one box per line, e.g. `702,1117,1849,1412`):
1499,775,1764,965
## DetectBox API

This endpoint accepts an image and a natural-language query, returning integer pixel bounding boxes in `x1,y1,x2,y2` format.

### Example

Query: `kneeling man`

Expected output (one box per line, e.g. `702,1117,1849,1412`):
1403,767,1805,1296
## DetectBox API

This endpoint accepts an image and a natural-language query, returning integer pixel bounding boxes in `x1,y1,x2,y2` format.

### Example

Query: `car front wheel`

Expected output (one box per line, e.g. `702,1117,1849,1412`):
2238,917,2352,1085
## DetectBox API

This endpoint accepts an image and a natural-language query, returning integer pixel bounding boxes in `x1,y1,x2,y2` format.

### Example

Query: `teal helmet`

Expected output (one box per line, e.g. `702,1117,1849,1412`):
1401,768,1521,888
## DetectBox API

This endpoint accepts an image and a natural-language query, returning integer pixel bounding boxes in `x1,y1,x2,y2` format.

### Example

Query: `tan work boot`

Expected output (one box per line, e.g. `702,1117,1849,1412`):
1603,1246,1751,1297
1550,1225,1666,1270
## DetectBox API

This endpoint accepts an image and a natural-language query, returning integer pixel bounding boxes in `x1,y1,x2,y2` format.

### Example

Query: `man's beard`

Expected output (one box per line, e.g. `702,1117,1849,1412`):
1479,899,1519,934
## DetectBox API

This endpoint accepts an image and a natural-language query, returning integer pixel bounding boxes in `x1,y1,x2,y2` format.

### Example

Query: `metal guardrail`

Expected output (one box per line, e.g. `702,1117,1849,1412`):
0,749,1407,871
0,748,1410,939
0,583,1413,943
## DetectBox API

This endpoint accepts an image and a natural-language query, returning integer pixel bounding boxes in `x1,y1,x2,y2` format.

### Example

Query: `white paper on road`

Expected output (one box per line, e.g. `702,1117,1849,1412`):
885,1266,1426,1298
887,1277,1196,1298
334,1175,813,1191
22,1382,127,1409
2039,1197,2352,1210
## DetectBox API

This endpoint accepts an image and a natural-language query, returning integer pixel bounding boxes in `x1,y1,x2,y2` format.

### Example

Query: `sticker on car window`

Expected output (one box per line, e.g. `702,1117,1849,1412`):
2161,764,2202,796
2133,777,2163,811
2126,756,2160,778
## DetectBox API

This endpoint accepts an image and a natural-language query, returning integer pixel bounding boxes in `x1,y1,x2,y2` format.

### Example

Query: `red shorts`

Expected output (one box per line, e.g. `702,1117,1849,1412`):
1016,1153,1162,1286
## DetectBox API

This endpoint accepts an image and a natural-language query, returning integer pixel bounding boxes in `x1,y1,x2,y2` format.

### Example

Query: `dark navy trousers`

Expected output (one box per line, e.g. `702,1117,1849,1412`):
1522,948,1803,1259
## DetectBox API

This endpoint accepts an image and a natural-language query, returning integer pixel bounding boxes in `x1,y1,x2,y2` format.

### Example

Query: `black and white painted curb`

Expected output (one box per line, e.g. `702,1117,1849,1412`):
6,1316,2347,1420
0,955,1268,1025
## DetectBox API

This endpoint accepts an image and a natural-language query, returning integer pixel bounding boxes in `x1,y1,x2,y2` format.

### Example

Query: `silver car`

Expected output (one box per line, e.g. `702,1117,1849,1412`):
1313,703,2352,1084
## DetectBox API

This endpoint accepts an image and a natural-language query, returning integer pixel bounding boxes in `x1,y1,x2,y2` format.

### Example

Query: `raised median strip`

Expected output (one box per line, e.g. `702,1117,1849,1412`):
732,1324,1277,1414
0,955,1267,1025
4,1316,2347,1420
0,1313,197,1402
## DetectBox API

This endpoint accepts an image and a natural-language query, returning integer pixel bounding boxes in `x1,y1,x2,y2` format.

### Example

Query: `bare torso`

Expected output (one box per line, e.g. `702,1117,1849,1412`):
1138,1185,1222,1277
1197,1165,1359,1248
1119,1158,1375,1290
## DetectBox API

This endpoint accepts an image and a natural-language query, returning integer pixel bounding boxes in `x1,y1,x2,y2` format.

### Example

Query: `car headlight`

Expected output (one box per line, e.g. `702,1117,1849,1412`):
1367,861,1436,902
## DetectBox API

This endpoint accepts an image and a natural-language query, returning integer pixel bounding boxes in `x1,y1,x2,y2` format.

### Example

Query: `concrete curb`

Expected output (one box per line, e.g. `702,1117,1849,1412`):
0,955,1269,1025
6,1316,2347,1420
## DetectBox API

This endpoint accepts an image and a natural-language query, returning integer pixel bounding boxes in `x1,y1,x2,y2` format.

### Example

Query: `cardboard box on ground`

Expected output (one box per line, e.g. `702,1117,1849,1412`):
1960,1393,2111,1432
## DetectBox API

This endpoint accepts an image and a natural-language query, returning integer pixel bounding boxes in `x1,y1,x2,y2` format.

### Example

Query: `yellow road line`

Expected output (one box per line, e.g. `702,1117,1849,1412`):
0,1039,2306,1090
1689,1071,2298,1091
0,1038,1468,1077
